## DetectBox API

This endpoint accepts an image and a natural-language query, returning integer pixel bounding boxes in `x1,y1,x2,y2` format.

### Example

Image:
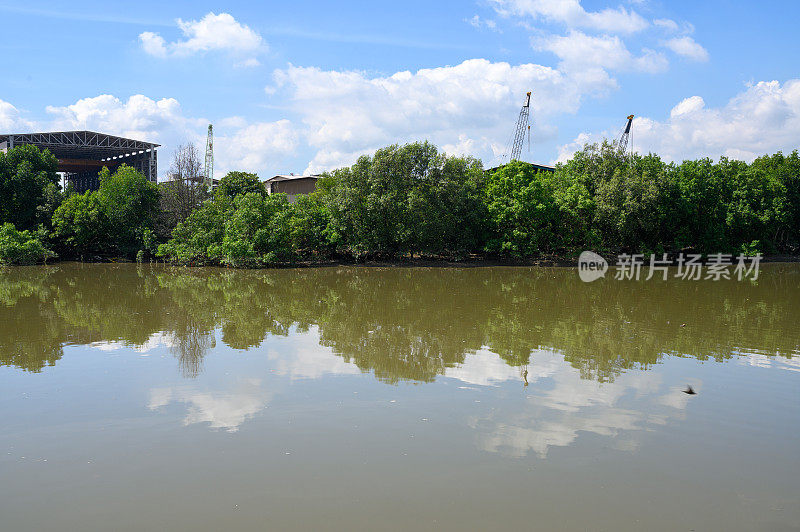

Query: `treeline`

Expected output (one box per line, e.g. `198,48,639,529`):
1,140,798,265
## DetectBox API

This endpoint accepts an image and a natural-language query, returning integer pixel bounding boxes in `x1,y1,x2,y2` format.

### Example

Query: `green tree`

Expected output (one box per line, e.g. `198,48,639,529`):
215,171,265,199
96,165,160,255
593,153,678,253
220,192,293,266
158,196,233,264
484,161,561,257
325,141,485,258
51,191,110,257
288,192,335,259
0,144,60,230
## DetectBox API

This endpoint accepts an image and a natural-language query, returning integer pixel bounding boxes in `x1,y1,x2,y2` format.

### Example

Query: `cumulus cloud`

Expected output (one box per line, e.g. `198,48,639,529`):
0,99,34,131
46,94,201,143
139,12,264,65
559,79,800,162
534,30,668,73
271,58,615,173
215,120,299,178
490,0,648,34
663,36,709,62
42,93,297,178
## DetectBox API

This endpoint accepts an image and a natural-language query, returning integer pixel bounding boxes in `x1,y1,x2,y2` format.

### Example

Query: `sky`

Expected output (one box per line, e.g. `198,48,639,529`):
0,0,798,179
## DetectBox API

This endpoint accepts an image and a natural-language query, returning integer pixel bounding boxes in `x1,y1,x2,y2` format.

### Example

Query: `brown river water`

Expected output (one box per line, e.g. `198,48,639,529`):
1,263,799,531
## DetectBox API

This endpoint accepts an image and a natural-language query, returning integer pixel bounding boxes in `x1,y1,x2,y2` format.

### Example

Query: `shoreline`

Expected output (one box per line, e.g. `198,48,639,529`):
6,254,800,270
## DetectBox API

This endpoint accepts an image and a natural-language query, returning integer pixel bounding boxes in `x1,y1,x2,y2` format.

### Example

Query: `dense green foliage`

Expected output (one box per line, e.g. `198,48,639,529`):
323,142,486,257
0,223,54,265
157,192,296,266
51,165,159,258
0,142,798,265
215,171,265,199
0,144,60,230
544,142,800,255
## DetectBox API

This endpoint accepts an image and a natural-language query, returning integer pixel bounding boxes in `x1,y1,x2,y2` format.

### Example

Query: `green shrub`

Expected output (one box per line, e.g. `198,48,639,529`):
0,223,55,265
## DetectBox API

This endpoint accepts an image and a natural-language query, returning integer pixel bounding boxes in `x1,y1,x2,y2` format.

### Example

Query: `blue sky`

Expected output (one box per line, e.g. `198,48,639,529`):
1,0,798,178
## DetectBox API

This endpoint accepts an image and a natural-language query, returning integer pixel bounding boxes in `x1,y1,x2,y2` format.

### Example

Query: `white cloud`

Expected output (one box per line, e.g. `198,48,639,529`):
139,31,168,58
490,0,648,34
235,58,261,68
0,99,33,131
42,93,298,179
535,30,668,73
559,79,800,162
653,18,679,32
272,58,615,173
663,36,709,62
215,119,299,177
467,15,498,31
46,94,201,143
45,95,206,177
670,95,704,117
139,12,264,65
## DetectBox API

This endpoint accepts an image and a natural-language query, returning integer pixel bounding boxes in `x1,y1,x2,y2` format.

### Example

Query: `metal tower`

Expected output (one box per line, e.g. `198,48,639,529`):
204,124,214,187
619,114,634,156
510,91,532,161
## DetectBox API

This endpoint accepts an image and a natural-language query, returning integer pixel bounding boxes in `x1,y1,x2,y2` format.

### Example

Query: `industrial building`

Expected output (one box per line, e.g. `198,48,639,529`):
0,131,159,193
264,174,320,202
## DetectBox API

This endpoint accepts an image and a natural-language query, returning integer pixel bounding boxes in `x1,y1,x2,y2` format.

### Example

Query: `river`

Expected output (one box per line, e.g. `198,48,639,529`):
1,263,798,531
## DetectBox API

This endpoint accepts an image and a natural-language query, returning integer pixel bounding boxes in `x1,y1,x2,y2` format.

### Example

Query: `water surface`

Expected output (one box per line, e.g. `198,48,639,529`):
1,263,799,531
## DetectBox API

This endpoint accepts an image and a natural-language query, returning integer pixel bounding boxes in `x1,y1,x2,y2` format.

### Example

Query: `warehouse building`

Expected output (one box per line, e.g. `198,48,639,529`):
264,174,320,202
0,130,159,193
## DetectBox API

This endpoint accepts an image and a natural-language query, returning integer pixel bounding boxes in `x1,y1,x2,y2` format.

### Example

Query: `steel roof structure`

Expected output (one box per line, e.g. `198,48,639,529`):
0,130,159,161
0,130,160,192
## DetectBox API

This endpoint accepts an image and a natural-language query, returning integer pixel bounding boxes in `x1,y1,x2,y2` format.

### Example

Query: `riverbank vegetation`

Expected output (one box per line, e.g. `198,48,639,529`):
0,140,798,265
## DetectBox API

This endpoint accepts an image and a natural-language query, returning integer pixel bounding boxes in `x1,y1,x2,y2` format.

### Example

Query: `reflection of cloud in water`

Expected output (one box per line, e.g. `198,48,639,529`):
444,348,560,386
738,352,800,372
148,378,271,432
90,332,178,353
470,351,690,458
267,327,361,380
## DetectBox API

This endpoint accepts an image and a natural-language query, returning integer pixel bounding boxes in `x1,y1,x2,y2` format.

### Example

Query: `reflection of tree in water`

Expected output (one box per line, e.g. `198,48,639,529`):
168,326,213,379
0,263,798,382
0,266,65,372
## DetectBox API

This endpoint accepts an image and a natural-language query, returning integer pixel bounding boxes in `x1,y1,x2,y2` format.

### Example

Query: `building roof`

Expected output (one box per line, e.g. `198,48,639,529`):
264,174,320,183
0,130,159,161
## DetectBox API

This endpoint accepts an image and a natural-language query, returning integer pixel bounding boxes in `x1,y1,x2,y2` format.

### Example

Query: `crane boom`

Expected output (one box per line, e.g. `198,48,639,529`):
619,114,634,155
204,124,214,188
510,92,532,161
